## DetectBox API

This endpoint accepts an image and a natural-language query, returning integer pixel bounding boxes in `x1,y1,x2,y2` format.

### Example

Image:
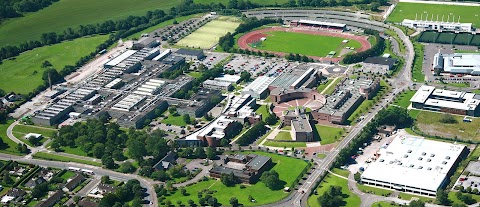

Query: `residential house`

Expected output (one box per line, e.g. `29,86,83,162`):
25,177,47,189
63,173,85,192
35,190,63,207
153,151,177,171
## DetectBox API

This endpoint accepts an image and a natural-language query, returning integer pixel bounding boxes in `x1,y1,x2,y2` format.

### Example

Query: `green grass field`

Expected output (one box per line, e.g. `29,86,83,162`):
315,125,345,145
176,17,241,49
387,2,480,27
127,14,203,40
323,77,344,95
415,110,480,141
186,71,204,79
161,114,189,127
12,125,57,137
398,192,434,203
0,0,181,47
331,168,350,178
163,152,308,206
263,140,307,148
256,31,362,57
347,80,390,124
308,173,361,207
60,146,89,157
0,35,108,94
317,79,334,93
255,105,270,122
275,131,292,141
412,43,425,82
0,120,27,155
392,90,415,108
33,152,102,166
357,184,393,196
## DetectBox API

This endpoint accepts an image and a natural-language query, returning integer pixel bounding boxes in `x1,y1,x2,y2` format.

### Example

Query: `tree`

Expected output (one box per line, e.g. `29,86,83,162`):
240,71,251,82
260,170,283,190
440,114,457,124
3,173,13,185
317,186,344,207
436,189,450,205
42,68,62,84
119,162,136,173
41,60,52,68
221,172,240,187
168,106,177,115
194,147,206,159
151,170,168,181
183,114,191,124
206,147,216,160
408,200,425,207
354,172,361,183
101,175,111,184
32,182,48,198
102,155,116,169
92,143,105,158
230,197,239,207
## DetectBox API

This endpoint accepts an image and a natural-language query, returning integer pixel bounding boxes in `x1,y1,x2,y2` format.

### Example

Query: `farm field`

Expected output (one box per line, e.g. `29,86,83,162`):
176,16,241,49
0,35,108,94
415,110,480,141
255,31,361,57
162,151,308,206
308,173,361,207
0,0,181,47
387,2,480,27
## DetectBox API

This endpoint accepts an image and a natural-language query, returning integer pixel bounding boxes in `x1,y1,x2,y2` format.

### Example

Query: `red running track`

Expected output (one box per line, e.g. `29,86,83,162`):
237,27,371,62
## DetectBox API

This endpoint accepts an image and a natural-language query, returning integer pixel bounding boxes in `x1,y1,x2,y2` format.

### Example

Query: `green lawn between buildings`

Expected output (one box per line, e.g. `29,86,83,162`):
387,2,480,27
162,151,308,206
323,77,344,95
317,79,334,93
398,192,434,203
357,184,393,196
254,31,362,57
308,173,361,207
0,35,108,94
263,140,307,148
161,114,190,127
275,131,292,141
347,80,390,124
412,43,425,82
315,125,345,145
392,90,415,108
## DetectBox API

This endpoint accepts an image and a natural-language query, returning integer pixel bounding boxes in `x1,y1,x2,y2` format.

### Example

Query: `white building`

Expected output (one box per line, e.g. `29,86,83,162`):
402,19,474,33
241,76,276,99
214,74,241,84
434,53,480,75
25,133,43,140
203,80,232,91
361,135,466,196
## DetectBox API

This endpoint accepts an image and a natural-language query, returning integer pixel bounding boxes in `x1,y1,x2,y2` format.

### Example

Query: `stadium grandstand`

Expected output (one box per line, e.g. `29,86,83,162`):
290,19,346,31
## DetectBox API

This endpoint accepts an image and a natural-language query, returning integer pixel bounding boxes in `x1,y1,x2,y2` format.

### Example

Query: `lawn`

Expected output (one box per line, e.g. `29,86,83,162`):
255,31,362,57
347,80,390,124
60,146,89,157
392,90,415,108
163,152,308,206
187,71,204,79
255,105,270,122
448,191,480,206
317,78,334,93
316,153,327,159
0,35,108,94
408,109,421,119
371,201,398,207
387,2,480,27
59,171,75,180
176,16,241,49
275,131,292,141
357,184,393,196
415,110,480,141
412,43,425,82
33,152,102,167
127,13,203,40
314,125,345,145
323,77,344,95
161,114,189,127
308,173,361,207
0,120,26,155
263,140,307,148
398,192,434,203
0,0,181,47
12,125,57,137
331,168,350,178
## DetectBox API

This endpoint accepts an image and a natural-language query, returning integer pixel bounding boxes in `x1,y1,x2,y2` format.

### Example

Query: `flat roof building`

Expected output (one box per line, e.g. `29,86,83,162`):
402,19,474,33
410,85,480,116
203,79,232,91
214,74,241,84
433,53,480,75
361,135,466,196
242,76,276,99
175,48,205,60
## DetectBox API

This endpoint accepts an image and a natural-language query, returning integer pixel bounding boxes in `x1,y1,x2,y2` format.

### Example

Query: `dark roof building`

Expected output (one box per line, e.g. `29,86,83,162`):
63,173,85,192
153,151,177,170
78,200,99,207
175,48,205,60
25,177,47,188
35,190,63,207
363,57,396,70
210,154,272,183
98,183,116,194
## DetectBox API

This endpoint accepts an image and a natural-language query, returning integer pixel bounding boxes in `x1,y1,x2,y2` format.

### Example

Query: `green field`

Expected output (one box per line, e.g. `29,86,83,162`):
275,131,292,141
162,152,308,206
308,173,361,207
256,31,362,57
127,14,203,40
372,201,398,207
263,140,307,148
0,35,108,94
323,77,344,95
161,114,190,127
12,125,57,137
398,192,434,203
415,110,480,141
0,120,26,155
387,2,480,27
412,43,425,82
317,79,334,93
33,152,102,166
357,184,393,196
315,125,345,145
392,90,415,108
255,105,270,122
176,16,241,49
0,0,181,47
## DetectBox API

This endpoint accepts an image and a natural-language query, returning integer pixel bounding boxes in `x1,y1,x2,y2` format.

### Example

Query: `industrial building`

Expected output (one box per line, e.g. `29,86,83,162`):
196,115,238,147
433,53,480,75
210,154,272,184
410,85,480,116
224,94,262,125
361,135,467,196
242,76,276,99
269,66,321,90
175,48,205,61
132,36,160,49
168,89,222,118
202,79,233,91
402,19,474,33
214,74,241,84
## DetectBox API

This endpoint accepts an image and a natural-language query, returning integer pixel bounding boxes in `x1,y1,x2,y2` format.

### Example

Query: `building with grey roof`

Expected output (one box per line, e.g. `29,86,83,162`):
175,48,205,60
203,79,233,91
242,76,276,99
132,36,160,49
210,154,272,183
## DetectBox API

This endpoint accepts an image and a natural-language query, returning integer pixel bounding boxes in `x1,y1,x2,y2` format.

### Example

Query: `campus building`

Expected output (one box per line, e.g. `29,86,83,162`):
360,57,397,75
202,79,233,91
361,135,467,196
242,76,277,99
433,53,480,75
410,85,480,116
402,19,474,33
209,154,272,183
175,48,206,61
282,107,313,142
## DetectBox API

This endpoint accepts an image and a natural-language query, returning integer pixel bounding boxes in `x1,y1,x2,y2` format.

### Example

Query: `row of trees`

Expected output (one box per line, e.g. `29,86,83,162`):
0,0,59,21
342,31,385,64
99,179,145,207
286,53,314,62
236,121,267,146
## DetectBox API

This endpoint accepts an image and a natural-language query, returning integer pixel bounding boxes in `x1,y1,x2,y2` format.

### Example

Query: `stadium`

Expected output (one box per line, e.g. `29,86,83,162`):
237,21,371,61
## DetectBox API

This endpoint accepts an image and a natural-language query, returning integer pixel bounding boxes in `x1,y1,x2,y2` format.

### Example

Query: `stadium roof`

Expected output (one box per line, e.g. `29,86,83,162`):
298,19,346,28
361,135,465,193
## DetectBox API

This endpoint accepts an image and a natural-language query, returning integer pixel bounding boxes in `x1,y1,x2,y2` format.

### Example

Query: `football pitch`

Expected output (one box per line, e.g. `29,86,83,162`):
176,16,241,49
255,31,361,57
387,2,480,27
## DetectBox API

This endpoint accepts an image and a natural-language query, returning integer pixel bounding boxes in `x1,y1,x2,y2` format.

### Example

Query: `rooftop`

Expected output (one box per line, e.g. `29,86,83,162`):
176,48,204,57
364,57,396,66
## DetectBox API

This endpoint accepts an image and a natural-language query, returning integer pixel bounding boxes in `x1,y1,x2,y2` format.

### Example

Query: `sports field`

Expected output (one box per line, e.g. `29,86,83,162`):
387,2,480,27
176,16,241,49
0,0,181,47
0,35,108,94
253,31,362,57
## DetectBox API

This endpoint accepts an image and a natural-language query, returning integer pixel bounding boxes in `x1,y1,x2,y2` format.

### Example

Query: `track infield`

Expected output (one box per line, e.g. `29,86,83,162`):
238,27,370,61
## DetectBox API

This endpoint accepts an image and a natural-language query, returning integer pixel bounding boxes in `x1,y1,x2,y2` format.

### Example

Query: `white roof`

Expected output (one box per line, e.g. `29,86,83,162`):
203,79,231,87
197,116,235,139
410,85,435,103
105,50,137,67
298,19,346,28
1,196,14,203
242,76,276,95
25,133,42,138
362,135,465,192
214,75,241,83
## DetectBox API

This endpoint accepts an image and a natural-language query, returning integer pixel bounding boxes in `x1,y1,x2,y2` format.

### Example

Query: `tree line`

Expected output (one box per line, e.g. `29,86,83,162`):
236,121,267,146
0,0,59,21
342,30,385,64
99,179,145,207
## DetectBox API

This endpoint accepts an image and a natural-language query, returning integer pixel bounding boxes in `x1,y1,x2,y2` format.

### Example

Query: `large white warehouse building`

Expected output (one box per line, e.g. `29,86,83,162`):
434,53,480,75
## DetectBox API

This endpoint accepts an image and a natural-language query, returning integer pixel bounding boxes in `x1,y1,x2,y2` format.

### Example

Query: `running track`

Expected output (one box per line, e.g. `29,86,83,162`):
237,27,371,62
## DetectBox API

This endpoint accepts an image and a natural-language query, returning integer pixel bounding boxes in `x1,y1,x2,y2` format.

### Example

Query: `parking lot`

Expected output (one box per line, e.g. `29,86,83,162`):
223,55,300,78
